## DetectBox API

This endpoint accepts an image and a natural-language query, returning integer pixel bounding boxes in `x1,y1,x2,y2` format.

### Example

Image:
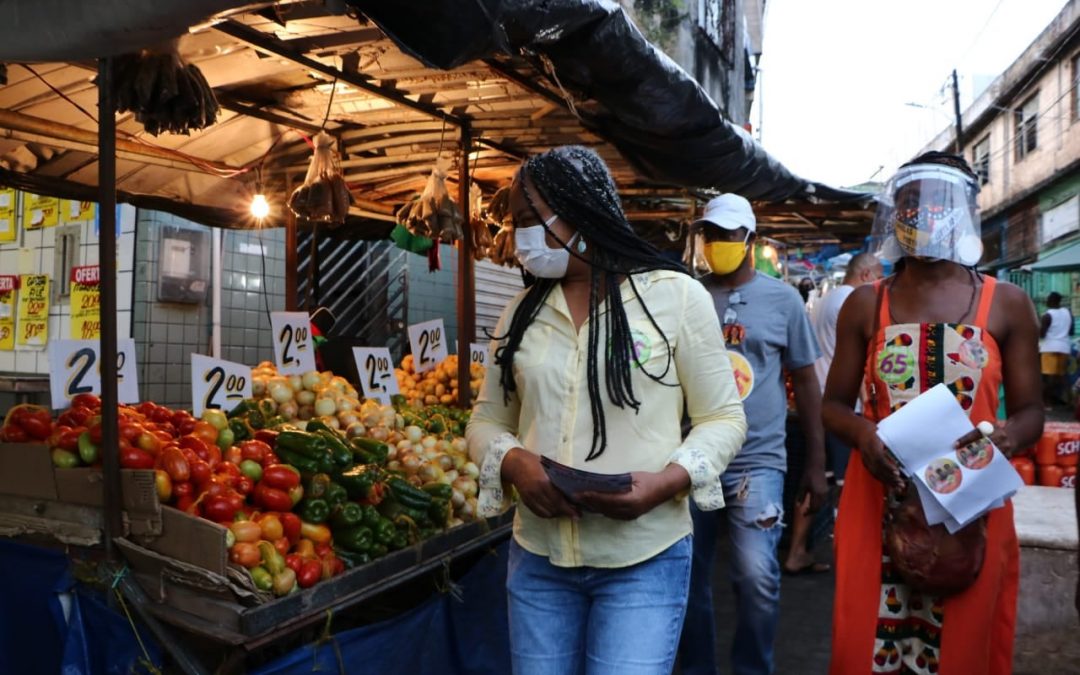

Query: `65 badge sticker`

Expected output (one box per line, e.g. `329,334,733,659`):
728,352,755,401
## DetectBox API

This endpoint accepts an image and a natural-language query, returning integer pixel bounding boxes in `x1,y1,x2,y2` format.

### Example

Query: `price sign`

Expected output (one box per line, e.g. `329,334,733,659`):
191,354,252,417
352,347,400,405
48,338,139,410
407,319,448,374
0,276,16,351
23,193,58,229
270,311,316,375
469,342,491,368
16,274,49,348
69,265,101,340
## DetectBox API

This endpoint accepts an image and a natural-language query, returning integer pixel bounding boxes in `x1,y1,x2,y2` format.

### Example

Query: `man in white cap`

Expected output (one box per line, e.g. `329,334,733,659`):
678,194,827,675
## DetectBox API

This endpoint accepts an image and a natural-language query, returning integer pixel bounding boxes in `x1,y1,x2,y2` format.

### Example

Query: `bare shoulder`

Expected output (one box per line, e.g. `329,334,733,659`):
990,279,1033,307
988,279,1039,339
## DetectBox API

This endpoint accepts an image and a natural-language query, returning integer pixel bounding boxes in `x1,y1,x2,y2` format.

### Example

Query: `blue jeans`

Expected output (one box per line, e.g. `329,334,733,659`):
506,535,692,675
679,468,785,675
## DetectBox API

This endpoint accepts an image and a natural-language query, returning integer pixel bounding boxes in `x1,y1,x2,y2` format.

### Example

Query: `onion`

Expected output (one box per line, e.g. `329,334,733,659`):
460,497,477,520
435,440,450,453
451,488,466,508
387,460,402,472
401,453,422,474
337,397,358,413
386,431,403,445
451,438,468,454
405,426,423,443
293,420,308,431
301,371,322,391
462,462,479,479
329,376,349,393
435,454,454,472
288,374,304,392
338,412,359,428
444,469,459,483
454,476,478,499
344,387,359,400
295,390,316,406
421,436,437,450
278,399,299,420
252,377,268,397
297,404,314,420
395,414,405,430
314,397,337,418
452,454,466,471
418,463,444,483
369,426,390,442
345,422,367,439
397,439,414,451
270,382,294,404
319,415,341,430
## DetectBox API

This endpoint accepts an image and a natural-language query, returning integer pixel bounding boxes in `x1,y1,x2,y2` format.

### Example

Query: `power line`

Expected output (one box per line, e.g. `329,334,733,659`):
956,0,1008,67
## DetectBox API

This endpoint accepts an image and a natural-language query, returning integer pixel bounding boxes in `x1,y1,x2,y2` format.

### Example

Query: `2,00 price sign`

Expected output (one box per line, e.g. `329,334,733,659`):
469,342,491,368
352,347,400,405
407,319,447,374
48,338,139,410
191,354,252,417
270,311,316,375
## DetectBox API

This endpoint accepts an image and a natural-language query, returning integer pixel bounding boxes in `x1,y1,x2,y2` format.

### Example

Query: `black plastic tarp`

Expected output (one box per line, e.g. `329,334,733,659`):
350,0,868,203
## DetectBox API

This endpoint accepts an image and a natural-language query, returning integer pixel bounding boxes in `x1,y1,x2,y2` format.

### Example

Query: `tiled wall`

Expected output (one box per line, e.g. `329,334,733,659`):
403,243,460,354
132,212,285,410
0,199,136,376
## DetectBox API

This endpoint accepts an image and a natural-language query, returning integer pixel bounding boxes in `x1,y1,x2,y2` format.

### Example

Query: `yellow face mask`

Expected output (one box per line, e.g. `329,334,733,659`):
704,239,749,275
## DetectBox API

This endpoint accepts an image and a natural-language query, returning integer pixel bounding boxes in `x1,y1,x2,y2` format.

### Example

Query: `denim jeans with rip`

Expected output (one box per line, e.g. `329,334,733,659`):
506,535,693,675
679,468,785,675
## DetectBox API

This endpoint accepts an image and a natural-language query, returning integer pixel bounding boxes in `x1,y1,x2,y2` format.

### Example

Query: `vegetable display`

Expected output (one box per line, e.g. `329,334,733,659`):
395,354,484,408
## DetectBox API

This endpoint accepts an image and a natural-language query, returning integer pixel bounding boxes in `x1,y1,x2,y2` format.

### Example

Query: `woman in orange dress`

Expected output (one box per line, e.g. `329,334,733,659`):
823,152,1043,674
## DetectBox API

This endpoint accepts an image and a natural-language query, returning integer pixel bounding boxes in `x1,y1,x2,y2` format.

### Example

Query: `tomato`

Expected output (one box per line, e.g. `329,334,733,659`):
239,440,271,464
178,418,198,436
280,512,302,544
285,554,304,574
262,452,279,468
119,446,155,470
320,555,345,580
229,520,262,543
51,448,80,469
192,421,219,446
258,514,284,541
314,542,332,559
71,394,101,410
155,422,177,438
202,493,243,522
154,470,173,502
0,425,29,443
157,446,191,482
179,435,213,462
288,484,304,506
149,406,172,424
152,430,173,445
189,459,212,489
253,483,294,512
175,494,195,514
87,420,103,445
119,422,144,443
229,542,261,568
273,537,291,557
137,431,162,456
57,407,93,429
261,464,301,490
225,445,243,466
19,415,52,441
50,427,83,453
298,559,322,589
293,538,316,559
216,427,235,452
202,409,229,432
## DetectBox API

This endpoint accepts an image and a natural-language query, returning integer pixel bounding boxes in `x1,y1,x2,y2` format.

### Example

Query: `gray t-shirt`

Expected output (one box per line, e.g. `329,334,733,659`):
704,272,820,473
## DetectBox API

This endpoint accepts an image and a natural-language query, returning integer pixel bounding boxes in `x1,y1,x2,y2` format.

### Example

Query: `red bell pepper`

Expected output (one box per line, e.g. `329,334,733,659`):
280,512,302,544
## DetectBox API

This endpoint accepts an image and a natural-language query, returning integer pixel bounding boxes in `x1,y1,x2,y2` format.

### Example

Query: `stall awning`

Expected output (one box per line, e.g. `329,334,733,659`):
1028,240,1080,272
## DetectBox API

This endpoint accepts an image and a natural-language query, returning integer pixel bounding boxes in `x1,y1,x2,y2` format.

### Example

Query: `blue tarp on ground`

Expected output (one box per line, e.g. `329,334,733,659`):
0,539,161,675
254,541,512,675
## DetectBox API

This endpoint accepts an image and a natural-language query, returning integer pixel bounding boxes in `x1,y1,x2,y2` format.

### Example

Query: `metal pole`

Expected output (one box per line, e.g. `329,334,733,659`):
97,57,122,559
951,69,964,155
456,125,475,410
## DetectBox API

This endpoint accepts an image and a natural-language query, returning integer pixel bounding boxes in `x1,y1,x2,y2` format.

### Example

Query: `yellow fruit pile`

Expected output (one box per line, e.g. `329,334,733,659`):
395,354,485,408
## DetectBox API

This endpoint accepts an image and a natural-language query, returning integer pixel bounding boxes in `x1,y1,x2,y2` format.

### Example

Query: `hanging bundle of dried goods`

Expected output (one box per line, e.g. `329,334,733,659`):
484,186,517,268
396,166,464,241
108,41,219,136
288,132,353,225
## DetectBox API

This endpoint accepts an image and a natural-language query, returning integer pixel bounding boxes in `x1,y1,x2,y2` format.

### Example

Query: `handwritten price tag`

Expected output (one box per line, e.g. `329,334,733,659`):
352,347,400,405
469,342,491,368
191,354,252,417
48,338,139,410
407,319,447,374
270,311,316,375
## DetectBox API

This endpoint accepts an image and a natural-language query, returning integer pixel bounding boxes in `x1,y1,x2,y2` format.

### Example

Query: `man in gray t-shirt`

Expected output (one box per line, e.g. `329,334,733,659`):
678,194,826,675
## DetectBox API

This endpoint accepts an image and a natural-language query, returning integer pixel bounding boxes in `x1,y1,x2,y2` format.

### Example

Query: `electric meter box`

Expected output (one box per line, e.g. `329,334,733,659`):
157,226,210,304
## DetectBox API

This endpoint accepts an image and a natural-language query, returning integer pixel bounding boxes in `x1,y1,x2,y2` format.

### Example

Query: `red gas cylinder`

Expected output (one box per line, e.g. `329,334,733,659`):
1053,423,1080,467
1035,429,1060,466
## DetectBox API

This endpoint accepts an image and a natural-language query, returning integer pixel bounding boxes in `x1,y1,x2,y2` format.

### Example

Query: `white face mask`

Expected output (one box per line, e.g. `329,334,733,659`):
513,215,580,279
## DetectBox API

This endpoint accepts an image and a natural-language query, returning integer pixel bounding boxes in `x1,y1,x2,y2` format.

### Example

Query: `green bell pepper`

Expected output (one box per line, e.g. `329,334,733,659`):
428,496,450,526
373,517,396,546
274,448,322,476
304,473,332,500
229,417,251,442
370,543,388,559
325,481,348,508
350,436,390,465
336,525,374,554
297,498,330,524
331,502,365,531
361,505,382,529
334,464,382,501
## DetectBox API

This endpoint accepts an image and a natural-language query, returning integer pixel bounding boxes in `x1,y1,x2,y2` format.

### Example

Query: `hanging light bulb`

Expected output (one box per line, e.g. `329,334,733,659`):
250,193,270,220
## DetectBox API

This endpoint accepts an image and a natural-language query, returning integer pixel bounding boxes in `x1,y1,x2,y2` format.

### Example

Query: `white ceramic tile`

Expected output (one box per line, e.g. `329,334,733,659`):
0,351,15,371
12,350,36,373
117,310,132,338
17,247,40,275
40,226,56,250
82,219,95,243
117,271,133,311
83,244,99,266
121,204,137,234
0,249,15,273
35,350,50,374
22,228,42,249
118,231,135,271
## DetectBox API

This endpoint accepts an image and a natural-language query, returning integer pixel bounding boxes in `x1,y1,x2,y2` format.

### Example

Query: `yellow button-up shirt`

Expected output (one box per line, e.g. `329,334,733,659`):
466,270,747,568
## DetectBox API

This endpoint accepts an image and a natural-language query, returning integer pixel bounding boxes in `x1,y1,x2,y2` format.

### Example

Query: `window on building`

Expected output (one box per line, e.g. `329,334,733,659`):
1014,93,1038,161
972,136,990,185
1073,52,1079,122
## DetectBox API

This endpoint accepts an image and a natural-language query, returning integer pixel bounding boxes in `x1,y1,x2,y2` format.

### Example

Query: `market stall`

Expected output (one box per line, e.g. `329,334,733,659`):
0,1,880,672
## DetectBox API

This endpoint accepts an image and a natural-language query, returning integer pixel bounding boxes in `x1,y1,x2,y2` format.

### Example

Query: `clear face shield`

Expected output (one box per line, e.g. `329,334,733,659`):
683,222,711,279
869,164,983,266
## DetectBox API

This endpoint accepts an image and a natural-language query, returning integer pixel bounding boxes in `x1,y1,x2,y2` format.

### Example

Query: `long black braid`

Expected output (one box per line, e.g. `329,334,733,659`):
490,146,687,461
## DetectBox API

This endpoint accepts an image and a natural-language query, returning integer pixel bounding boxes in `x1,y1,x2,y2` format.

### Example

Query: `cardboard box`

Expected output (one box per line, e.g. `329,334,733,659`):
144,506,228,575
0,442,162,536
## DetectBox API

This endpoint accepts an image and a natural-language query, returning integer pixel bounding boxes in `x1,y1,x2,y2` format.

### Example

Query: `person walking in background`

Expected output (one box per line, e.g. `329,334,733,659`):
677,194,827,675
467,146,747,675
1040,291,1073,408
782,252,882,575
824,152,1042,674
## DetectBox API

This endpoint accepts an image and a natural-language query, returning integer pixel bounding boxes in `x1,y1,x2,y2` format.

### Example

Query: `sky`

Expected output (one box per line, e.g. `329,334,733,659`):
751,0,1070,189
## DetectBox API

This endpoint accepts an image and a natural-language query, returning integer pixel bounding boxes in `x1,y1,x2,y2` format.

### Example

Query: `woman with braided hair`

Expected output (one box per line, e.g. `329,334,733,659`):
466,146,747,674
824,151,1043,674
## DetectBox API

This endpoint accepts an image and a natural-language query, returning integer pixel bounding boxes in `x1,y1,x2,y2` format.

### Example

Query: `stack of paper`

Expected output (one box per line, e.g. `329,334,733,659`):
876,384,1022,533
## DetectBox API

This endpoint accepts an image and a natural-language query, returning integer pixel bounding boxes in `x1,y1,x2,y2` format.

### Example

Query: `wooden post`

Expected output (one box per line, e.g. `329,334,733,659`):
456,125,475,409
97,57,123,559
